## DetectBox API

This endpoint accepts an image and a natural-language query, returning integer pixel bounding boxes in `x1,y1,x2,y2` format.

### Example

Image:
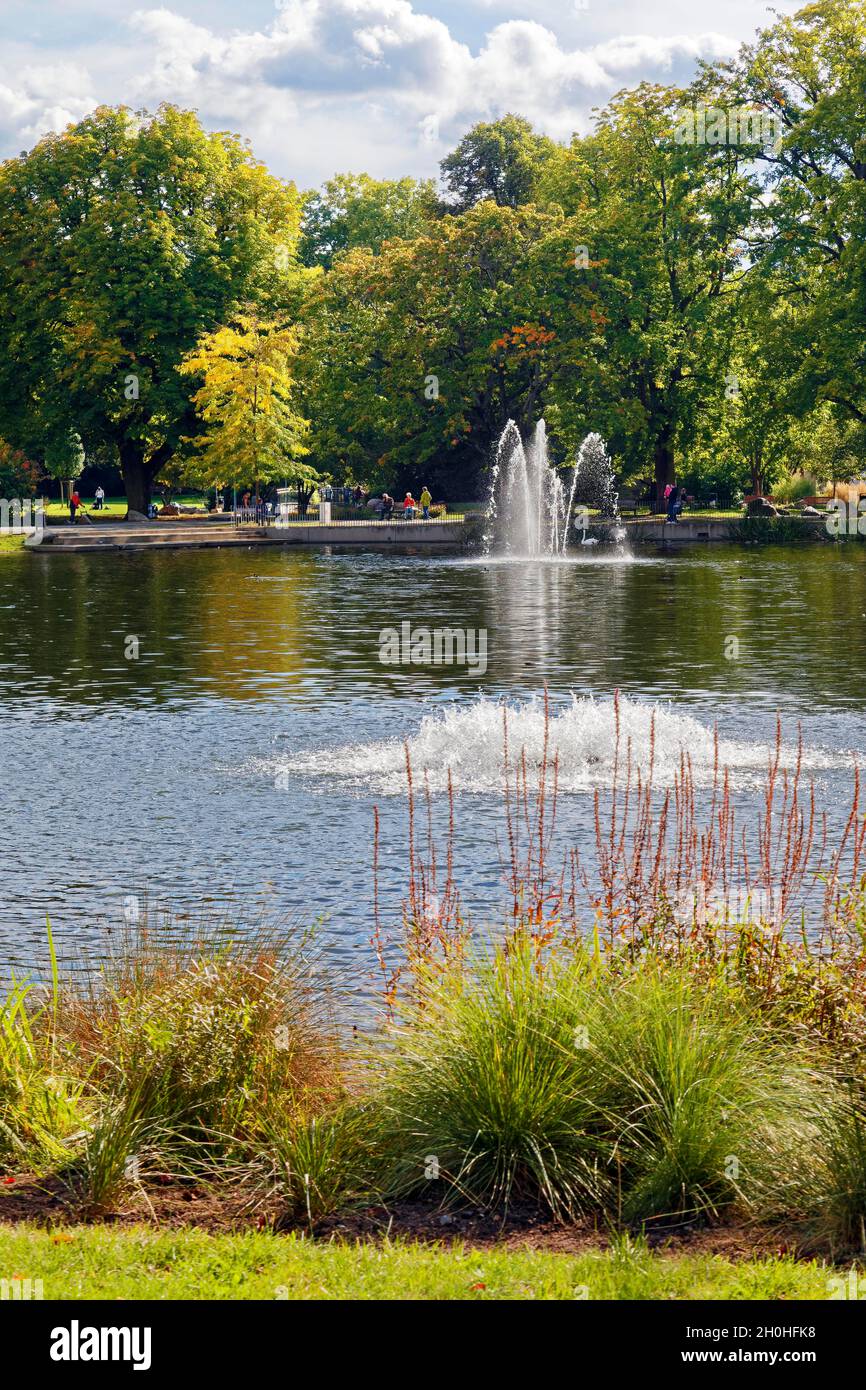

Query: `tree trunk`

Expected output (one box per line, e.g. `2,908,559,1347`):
654,437,675,511
119,440,152,516
296,480,315,519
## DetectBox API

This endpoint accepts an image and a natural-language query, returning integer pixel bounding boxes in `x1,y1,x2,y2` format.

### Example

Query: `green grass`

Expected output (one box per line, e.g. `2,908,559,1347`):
0,534,25,553
42,499,128,520
41,494,208,521
0,1224,841,1300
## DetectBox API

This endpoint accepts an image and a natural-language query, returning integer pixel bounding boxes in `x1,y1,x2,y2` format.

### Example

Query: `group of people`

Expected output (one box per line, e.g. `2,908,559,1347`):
372,486,433,520
68,484,106,523
65,480,436,525
664,484,688,524
239,492,275,523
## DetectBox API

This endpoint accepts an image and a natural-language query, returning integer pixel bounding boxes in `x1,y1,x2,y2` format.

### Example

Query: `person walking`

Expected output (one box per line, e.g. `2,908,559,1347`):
69,488,81,524
419,485,432,519
94,485,105,511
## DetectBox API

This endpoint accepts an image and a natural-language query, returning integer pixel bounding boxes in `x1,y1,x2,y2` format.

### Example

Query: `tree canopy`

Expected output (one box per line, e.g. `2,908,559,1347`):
180,310,311,493
0,1,863,511
0,104,306,514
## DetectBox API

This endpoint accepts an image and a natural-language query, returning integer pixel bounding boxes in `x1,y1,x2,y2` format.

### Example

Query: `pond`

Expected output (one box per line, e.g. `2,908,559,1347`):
1,541,864,987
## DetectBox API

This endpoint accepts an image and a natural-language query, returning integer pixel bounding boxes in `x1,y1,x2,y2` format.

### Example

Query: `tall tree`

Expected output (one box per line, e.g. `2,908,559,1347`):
180,310,312,496
0,105,305,515
725,0,866,424
299,173,438,269
440,115,558,211
543,85,758,501
299,201,599,496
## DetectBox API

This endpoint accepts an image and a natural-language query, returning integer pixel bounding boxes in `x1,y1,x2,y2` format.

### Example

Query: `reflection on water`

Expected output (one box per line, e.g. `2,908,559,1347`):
0,542,864,979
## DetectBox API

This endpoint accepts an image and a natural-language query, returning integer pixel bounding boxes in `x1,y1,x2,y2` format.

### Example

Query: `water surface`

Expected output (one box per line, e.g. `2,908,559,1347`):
1,542,863,981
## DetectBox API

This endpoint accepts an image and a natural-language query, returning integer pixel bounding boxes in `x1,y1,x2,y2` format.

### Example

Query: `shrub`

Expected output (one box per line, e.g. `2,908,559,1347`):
773,474,819,504
368,943,823,1225
55,923,342,1170
371,942,610,1219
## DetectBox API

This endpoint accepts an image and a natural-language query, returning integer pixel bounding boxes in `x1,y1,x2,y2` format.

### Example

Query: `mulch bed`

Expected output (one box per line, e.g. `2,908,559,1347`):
0,1173,804,1259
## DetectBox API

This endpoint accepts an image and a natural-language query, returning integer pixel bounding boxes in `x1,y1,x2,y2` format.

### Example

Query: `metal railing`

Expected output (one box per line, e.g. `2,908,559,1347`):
232,506,276,526
233,506,466,527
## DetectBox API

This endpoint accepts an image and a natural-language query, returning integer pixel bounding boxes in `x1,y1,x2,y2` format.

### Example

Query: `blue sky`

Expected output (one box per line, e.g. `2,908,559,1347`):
0,1,803,188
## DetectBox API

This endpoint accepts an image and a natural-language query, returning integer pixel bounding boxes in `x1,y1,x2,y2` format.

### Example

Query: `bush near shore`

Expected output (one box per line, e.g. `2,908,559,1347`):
4,700,866,1260
4,906,866,1257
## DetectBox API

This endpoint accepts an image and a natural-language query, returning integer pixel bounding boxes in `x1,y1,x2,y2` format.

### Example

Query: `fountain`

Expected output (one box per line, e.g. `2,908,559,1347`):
485,419,624,555
573,431,626,544
484,420,576,556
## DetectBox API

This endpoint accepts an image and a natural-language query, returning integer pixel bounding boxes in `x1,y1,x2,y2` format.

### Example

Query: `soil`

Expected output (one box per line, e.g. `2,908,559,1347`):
0,1173,804,1260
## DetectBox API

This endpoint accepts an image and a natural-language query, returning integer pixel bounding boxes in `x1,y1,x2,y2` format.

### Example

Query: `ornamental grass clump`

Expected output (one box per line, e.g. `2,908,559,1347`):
368,940,826,1226
256,1103,380,1228
371,941,610,1219
0,977,82,1171
586,966,823,1225
760,1083,866,1255
47,921,344,1208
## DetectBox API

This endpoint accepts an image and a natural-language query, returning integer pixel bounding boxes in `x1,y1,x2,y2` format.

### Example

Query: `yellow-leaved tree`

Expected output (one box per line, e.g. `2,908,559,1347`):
180,310,315,500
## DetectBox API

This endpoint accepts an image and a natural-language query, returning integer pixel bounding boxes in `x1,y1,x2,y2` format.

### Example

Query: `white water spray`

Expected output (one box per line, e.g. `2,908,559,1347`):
485,421,626,554
278,694,846,797
485,420,577,556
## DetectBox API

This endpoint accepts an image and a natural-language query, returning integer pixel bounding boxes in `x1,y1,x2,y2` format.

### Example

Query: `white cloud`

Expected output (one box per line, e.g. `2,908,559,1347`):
590,32,737,74
0,1,763,183
0,63,94,149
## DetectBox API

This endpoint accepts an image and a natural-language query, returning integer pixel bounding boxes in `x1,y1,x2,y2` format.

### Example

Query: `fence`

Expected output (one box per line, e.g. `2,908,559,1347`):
232,505,467,528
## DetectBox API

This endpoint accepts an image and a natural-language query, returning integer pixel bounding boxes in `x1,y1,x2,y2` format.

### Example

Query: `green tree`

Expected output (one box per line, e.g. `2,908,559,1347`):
44,430,85,482
299,173,438,269
543,84,759,502
180,310,312,498
0,104,305,516
728,0,866,425
299,201,599,496
440,115,558,211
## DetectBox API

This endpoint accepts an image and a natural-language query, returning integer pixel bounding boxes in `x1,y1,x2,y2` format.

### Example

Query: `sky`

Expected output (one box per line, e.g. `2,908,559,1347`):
0,0,804,190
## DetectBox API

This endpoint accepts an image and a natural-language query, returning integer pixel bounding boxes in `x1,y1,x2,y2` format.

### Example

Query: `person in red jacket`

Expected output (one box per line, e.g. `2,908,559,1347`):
69,489,81,524
403,492,417,519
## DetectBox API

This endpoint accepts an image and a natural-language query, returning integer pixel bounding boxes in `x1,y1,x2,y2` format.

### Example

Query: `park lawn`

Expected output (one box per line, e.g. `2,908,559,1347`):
0,1224,840,1301
41,495,209,521
42,498,129,520
0,534,25,553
